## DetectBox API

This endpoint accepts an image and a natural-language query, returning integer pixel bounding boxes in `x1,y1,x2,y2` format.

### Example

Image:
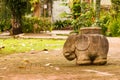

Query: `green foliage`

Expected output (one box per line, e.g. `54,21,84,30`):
0,21,4,32
69,0,120,36
111,0,120,5
22,17,34,33
22,17,52,33
111,0,120,18
71,2,95,33
4,0,30,17
0,19,11,32
0,1,11,32
3,0,31,34
99,11,111,35
72,2,81,19
1,0,52,33
108,15,120,37
99,0,120,36
0,1,11,19
53,20,72,30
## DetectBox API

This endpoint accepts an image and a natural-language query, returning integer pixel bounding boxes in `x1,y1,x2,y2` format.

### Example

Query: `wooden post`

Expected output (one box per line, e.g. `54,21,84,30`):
33,1,41,33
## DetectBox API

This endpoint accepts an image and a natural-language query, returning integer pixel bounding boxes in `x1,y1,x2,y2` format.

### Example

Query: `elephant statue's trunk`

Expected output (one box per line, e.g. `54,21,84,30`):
63,52,76,61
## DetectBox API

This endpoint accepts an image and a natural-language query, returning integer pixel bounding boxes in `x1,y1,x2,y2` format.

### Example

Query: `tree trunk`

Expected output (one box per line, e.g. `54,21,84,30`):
10,16,22,35
33,2,41,33
33,2,40,17
95,0,101,26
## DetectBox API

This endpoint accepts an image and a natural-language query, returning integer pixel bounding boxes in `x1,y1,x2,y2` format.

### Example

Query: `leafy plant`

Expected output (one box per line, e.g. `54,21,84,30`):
99,10,111,35
111,0,120,11
108,15,120,37
0,19,11,32
102,0,120,36
22,17,34,33
53,20,72,30
22,17,52,33
71,2,95,33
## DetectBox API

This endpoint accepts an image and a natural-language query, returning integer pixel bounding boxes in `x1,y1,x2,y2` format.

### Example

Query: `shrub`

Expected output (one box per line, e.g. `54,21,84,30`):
71,2,95,33
99,11,111,35
108,17,120,37
53,20,72,30
0,19,11,32
22,17,52,33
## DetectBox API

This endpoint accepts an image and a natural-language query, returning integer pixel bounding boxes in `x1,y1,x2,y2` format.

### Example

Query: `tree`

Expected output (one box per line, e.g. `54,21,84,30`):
4,0,30,35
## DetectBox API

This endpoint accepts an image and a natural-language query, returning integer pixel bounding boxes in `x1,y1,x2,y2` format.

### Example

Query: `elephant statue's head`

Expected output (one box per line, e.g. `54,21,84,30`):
63,34,77,61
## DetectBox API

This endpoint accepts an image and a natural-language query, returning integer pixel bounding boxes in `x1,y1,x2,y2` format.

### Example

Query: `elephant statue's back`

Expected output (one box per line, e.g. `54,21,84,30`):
75,34,109,56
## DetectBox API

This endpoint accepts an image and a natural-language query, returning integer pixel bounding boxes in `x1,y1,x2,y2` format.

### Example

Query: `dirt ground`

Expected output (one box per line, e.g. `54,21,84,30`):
0,37,120,80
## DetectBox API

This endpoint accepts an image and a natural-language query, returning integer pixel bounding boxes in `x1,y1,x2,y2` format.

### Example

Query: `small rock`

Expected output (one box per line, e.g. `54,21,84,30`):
44,63,51,66
55,67,60,71
43,49,48,51
44,51,49,54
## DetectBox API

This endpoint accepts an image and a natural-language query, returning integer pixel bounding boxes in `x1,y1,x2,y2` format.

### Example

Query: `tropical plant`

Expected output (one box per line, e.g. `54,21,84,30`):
105,0,120,36
99,11,111,35
53,20,72,30
68,0,81,19
71,2,95,33
108,16,120,36
0,19,11,32
4,0,31,35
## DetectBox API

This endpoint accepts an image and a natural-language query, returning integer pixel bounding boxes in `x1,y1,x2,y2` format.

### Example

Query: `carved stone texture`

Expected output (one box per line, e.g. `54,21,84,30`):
63,27,109,65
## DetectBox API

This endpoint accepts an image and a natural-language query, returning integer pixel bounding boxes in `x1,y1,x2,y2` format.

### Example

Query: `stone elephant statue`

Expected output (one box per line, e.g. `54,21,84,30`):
63,33,109,65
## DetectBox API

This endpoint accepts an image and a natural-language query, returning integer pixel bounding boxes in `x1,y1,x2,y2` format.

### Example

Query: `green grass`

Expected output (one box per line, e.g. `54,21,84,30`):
0,38,65,55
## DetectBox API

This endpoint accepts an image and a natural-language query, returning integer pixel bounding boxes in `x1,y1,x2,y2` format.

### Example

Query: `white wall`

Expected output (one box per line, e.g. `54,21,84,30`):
101,0,111,6
52,0,70,22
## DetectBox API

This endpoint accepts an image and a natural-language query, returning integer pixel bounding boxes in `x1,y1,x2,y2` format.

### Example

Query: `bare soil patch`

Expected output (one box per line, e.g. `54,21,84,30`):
0,37,120,80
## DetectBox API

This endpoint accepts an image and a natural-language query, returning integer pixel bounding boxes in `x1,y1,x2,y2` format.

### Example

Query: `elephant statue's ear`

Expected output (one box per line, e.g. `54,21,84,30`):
75,35,90,51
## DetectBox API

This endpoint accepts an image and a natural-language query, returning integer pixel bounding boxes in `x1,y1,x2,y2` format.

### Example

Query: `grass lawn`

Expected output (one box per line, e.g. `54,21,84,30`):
0,38,65,55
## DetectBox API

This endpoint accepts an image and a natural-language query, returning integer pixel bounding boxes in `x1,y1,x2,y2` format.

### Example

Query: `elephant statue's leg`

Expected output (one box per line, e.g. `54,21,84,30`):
75,50,91,65
93,56,107,65
93,35,109,65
